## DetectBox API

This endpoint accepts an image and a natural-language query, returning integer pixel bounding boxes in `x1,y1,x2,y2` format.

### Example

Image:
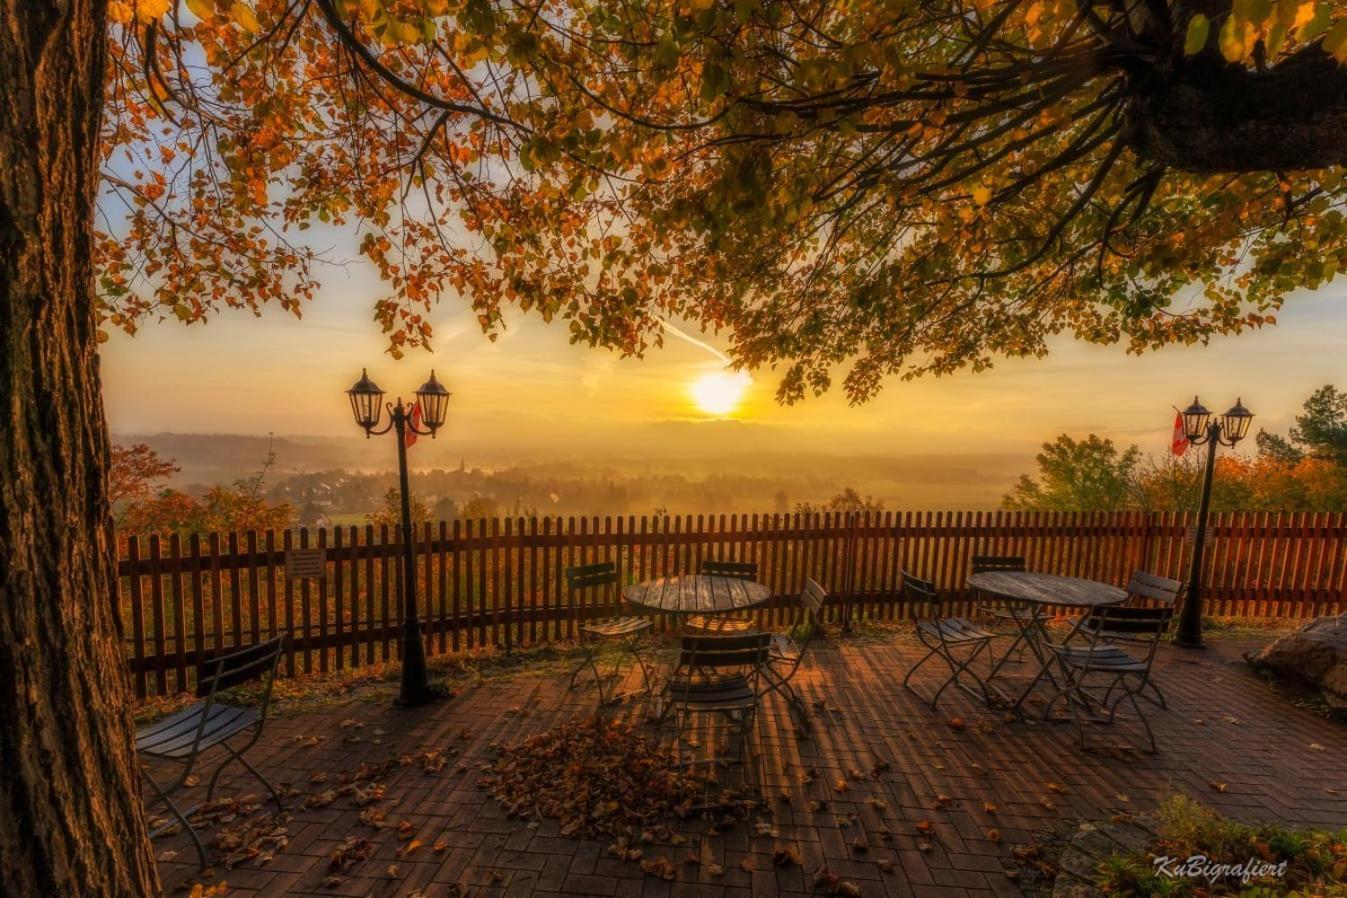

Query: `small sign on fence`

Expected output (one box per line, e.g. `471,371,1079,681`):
285,547,327,580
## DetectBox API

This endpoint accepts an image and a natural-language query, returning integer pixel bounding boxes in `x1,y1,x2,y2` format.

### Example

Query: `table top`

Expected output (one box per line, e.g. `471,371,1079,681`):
623,574,771,614
967,571,1127,608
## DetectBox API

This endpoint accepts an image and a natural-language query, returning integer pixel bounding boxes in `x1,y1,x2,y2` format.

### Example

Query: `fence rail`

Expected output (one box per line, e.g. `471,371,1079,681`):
114,509,1347,697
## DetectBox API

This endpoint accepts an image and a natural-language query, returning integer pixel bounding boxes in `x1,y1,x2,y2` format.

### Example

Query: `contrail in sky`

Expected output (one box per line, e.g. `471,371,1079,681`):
657,318,731,365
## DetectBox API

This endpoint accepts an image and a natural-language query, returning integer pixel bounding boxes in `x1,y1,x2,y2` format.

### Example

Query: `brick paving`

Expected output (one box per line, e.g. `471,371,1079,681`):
150,633,1347,898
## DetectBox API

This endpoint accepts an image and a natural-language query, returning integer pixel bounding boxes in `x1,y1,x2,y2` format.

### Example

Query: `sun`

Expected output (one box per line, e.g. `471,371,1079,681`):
690,370,751,416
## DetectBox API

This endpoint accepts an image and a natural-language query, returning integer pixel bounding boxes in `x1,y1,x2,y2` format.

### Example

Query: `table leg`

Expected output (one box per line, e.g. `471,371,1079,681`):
1009,610,1090,715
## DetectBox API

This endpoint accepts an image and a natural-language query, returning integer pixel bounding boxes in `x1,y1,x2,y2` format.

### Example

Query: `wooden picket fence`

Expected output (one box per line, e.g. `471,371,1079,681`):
114,509,1347,697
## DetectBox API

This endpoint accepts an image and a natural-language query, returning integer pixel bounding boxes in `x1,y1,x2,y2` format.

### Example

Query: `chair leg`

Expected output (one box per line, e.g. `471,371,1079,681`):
902,645,938,692
1109,682,1159,753
1144,678,1168,710
930,642,994,711
928,648,964,710
142,768,208,869
206,747,237,802
568,639,606,704
216,744,285,811
620,640,653,694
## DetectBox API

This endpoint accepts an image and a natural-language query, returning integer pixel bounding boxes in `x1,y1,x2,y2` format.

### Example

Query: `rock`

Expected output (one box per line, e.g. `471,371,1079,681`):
1248,615,1347,710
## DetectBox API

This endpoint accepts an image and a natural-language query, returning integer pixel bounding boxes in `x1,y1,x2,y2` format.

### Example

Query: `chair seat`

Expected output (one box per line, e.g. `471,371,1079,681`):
668,674,758,712
685,614,755,634
579,616,652,639
918,617,994,644
1050,644,1148,672
136,702,260,759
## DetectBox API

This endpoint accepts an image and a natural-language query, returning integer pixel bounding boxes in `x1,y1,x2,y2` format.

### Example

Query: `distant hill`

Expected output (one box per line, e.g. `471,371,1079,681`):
112,432,1031,510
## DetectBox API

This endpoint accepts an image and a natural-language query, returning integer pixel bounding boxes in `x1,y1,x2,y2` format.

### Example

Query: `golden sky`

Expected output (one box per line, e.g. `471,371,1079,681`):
100,251,1347,461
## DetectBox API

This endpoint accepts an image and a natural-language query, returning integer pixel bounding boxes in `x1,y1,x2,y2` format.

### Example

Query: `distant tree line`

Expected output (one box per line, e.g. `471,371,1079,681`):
1003,386,1347,513
108,450,860,536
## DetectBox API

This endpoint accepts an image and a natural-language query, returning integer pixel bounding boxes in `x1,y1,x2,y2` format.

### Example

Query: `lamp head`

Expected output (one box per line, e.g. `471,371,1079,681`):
1221,398,1254,444
347,369,385,433
415,370,452,433
1181,396,1212,443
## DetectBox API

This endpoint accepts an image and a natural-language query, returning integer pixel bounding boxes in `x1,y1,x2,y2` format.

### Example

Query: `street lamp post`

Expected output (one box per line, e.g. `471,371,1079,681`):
1174,396,1254,648
347,369,452,705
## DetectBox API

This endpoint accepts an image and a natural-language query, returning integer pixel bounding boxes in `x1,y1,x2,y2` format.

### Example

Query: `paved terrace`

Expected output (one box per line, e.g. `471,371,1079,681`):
150,634,1347,898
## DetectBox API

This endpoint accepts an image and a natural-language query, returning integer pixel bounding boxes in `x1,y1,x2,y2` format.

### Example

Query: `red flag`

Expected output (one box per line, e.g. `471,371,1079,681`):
404,401,422,449
1170,411,1190,456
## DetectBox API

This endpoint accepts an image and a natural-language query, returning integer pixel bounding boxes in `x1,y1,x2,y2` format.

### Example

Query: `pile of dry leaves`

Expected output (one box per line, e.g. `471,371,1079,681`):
478,716,720,840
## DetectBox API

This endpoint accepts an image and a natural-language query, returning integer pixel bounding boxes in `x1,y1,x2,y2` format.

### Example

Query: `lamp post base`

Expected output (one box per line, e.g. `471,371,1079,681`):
395,619,446,707
394,683,450,707
1171,634,1206,650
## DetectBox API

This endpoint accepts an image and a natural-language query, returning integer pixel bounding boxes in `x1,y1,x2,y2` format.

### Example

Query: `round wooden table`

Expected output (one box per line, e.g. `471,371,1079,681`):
622,574,770,615
968,571,1127,712
967,571,1127,609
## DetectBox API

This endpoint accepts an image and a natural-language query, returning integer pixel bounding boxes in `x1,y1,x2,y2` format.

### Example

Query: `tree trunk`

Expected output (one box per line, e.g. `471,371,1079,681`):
0,2,161,896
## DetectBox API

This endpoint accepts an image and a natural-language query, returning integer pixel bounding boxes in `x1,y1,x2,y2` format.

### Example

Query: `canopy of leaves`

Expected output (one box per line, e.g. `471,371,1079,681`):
103,0,1347,400
110,442,180,509
1002,434,1142,511
1006,387,1347,512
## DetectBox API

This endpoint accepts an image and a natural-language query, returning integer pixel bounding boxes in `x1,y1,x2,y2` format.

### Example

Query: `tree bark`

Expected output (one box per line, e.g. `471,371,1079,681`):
1127,46,1347,172
0,2,161,896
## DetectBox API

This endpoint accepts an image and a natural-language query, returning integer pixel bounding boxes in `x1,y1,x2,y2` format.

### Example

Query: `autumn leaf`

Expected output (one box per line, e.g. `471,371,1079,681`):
227,0,260,32
1183,15,1211,54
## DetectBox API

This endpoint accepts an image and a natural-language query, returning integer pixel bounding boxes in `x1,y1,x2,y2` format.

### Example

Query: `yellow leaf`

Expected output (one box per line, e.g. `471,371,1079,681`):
971,186,991,206
1297,1,1332,41
108,0,134,24
1275,0,1310,26
1184,14,1210,54
1218,15,1252,62
229,0,261,32
136,0,171,21
185,0,216,20
1325,20,1347,63
1265,22,1288,56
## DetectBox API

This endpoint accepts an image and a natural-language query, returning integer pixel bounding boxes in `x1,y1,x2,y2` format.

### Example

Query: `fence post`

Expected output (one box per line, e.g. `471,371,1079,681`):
1139,510,1155,575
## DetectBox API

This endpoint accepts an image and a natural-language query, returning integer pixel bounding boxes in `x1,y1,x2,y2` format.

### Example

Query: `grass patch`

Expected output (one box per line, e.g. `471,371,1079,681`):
1093,796,1347,897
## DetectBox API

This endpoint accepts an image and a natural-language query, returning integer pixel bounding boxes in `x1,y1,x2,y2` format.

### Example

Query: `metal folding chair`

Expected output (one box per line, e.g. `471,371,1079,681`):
684,560,760,634
564,562,653,707
1117,570,1182,709
759,578,826,731
136,635,286,868
901,572,997,709
1042,602,1176,752
664,631,772,769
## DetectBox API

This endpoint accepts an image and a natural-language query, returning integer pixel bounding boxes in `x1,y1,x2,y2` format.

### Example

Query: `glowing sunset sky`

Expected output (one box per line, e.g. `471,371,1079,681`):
100,250,1347,461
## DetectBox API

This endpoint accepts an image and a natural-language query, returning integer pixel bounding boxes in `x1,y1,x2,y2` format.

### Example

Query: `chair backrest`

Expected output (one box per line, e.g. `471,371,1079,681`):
1125,570,1183,606
678,631,772,673
971,555,1026,575
901,571,939,605
1081,605,1175,643
196,635,285,700
700,559,758,580
565,561,618,592
801,578,827,619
